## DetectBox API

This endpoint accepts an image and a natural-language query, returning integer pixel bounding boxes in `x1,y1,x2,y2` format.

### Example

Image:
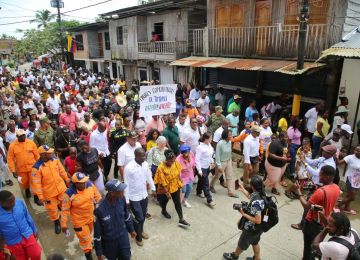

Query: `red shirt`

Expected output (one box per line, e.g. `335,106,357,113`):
80,132,91,144
306,184,340,225
59,112,77,131
64,156,76,176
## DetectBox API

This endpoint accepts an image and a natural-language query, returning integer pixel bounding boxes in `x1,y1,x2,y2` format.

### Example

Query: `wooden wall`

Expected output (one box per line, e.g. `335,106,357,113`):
73,32,89,60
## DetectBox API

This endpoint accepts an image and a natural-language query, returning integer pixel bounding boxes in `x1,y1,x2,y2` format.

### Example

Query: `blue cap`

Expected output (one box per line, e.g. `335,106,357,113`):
179,144,191,153
105,179,127,192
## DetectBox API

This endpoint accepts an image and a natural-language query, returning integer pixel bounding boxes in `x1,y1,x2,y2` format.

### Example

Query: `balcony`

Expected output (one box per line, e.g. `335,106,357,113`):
193,24,342,60
137,41,188,61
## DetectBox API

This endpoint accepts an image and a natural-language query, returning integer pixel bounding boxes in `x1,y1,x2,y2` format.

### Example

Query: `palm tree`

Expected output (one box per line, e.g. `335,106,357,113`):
32,9,56,29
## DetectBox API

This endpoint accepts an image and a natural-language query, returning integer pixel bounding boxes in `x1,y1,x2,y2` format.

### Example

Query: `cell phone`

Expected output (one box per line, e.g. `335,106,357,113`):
311,205,322,212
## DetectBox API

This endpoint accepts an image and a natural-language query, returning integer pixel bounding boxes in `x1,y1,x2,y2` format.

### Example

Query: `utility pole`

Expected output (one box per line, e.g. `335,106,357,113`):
51,0,64,69
292,0,310,117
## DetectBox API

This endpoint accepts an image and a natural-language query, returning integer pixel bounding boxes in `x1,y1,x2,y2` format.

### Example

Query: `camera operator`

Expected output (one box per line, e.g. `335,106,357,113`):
294,165,340,260
223,176,265,260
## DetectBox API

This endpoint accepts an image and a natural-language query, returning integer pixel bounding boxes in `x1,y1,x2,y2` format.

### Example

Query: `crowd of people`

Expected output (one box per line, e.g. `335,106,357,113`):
0,65,359,260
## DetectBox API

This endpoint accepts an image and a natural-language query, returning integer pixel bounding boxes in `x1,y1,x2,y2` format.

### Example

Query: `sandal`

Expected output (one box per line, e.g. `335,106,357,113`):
281,181,288,187
291,224,302,230
271,188,280,195
343,209,357,215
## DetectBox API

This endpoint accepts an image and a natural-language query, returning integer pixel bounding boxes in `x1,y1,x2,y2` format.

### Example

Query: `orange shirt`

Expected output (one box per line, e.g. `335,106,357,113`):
185,108,199,119
61,182,101,228
31,158,69,200
154,161,183,194
7,139,40,174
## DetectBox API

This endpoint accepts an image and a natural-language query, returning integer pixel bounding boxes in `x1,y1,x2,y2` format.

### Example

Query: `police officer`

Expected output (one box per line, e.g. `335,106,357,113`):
94,179,136,260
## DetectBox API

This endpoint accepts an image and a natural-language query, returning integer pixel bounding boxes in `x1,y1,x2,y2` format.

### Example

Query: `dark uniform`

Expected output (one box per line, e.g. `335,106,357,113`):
109,128,128,178
94,196,134,260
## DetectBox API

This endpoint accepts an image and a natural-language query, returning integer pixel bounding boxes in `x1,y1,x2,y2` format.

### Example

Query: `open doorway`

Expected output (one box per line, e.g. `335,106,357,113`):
153,22,163,41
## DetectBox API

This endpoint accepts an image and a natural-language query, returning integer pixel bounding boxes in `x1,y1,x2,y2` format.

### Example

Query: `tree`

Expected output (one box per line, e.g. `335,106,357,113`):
0,33,16,40
31,9,56,29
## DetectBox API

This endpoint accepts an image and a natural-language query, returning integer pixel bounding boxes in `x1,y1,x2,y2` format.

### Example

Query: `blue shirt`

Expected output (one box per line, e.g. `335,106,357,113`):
0,199,38,245
94,197,134,256
245,107,258,122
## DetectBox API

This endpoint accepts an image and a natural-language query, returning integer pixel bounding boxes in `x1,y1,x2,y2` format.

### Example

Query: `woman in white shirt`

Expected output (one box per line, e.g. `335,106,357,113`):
259,118,273,175
195,133,216,208
337,145,360,215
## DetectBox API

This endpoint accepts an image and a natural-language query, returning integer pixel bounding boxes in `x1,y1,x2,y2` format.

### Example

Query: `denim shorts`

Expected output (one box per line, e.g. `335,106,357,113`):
238,228,263,250
346,177,359,192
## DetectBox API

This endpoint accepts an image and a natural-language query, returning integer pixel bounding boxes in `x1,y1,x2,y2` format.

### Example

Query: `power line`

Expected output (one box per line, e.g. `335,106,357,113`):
0,1,37,12
62,0,113,14
0,20,35,26
0,16,34,19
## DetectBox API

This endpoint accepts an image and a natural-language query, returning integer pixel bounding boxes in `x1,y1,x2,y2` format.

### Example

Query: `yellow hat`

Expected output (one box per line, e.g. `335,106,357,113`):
16,129,26,136
37,145,54,154
71,172,89,183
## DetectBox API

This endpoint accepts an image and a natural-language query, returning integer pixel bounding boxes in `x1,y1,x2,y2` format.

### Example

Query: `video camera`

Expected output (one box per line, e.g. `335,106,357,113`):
233,201,248,211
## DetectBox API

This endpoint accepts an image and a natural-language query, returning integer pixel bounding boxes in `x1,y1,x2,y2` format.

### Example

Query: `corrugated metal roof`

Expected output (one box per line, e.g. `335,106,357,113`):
170,56,325,75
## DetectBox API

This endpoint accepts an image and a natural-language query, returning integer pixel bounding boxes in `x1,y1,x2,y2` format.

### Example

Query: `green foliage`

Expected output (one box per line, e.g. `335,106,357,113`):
14,20,85,58
31,9,56,29
0,34,16,40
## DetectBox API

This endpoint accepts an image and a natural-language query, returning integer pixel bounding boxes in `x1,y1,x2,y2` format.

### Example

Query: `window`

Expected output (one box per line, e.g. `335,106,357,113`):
75,34,84,51
117,26,123,45
104,32,110,50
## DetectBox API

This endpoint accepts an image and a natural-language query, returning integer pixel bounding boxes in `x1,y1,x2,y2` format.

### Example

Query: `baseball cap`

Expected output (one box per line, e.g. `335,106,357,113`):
128,130,138,139
71,172,89,183
251,125,261,133
105,179,127,192
179,144,191,153
335,106,349,114
321,145,337,155
234,95,240,99
37,145,54,154
340,124,353,134
39,117,50,123
16,129,26,136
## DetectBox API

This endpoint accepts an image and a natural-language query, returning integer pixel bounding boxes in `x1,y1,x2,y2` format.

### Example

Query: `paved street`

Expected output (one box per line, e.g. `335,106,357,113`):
5,160,360,260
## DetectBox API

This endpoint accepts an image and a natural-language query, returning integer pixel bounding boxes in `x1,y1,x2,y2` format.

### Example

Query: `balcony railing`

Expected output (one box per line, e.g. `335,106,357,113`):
138,41,187,54
193,24,342,60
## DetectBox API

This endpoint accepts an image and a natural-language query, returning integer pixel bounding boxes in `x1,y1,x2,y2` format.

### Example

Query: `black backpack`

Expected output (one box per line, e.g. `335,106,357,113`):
259,194,279,232
329,230,360,260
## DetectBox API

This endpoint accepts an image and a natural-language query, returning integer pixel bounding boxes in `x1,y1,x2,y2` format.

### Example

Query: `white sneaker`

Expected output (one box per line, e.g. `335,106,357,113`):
183,200,192,208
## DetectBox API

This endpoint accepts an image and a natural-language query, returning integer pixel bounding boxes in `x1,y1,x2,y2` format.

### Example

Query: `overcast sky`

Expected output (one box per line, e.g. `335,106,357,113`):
0,0,138,38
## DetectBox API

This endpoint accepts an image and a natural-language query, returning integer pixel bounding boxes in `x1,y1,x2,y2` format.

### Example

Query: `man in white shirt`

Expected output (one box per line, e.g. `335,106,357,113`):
175,114,188,141
5,120,17,148
196,90,210,117
213,119,230,144
46,90,60,120
312,212,357,260
118,131,142,179
243,125,261,186
189,85,201,107
124,148,155,247
110,80,120,94
90,121,111,181
215,88,225,109
181,118,200,153
304,103,322,138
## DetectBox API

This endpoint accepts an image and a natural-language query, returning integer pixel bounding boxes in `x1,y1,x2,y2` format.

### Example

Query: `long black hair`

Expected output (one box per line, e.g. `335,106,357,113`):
331,212,351,236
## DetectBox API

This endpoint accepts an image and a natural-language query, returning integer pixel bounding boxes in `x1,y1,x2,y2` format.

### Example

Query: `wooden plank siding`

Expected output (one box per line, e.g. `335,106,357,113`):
194,0,344,60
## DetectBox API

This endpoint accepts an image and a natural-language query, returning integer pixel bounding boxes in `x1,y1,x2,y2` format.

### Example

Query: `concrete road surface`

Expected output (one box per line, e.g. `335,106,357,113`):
4,160,360,260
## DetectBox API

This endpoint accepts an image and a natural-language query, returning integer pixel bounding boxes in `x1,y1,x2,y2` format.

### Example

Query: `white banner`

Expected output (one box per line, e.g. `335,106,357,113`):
139,84,177,117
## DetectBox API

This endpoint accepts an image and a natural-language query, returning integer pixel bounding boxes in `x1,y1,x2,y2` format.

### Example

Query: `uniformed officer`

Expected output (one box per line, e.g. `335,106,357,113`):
94,179,136,260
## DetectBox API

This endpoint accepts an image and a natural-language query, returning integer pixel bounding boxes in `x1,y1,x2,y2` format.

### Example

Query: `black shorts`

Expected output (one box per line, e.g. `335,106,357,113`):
238,228,263,250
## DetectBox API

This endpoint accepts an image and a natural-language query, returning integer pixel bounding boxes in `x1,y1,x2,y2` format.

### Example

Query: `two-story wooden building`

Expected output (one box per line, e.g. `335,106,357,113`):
172,0,352,114
70,22,112,76
101,0,206,83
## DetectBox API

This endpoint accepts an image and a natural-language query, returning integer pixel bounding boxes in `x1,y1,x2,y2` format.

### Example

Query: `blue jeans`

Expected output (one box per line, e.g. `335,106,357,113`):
289,143,299,177
199,168,212,203
130,198,148,242
182,180,193,200
312,135,323,159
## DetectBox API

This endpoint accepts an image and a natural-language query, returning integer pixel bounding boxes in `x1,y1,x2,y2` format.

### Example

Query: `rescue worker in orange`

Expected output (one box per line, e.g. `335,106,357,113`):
31,145,70,234
61,172,101,260
7,129,40,200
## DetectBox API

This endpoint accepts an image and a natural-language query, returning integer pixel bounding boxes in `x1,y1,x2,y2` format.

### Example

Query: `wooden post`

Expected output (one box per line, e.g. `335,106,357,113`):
203,26,209,57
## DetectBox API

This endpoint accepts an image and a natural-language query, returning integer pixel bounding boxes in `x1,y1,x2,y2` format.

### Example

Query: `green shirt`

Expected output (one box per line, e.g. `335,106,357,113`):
215,139,232,166
207,114,225,134
228,102,240,114
34,127,55,148
162,126,179,155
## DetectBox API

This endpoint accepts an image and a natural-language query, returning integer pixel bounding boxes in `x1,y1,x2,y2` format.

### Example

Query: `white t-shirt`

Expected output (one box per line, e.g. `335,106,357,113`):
305,107,318,133
344,154,360,188
117,142,142,167
259,126,273,151
196,96,210,115
46,97,60,114
215,92,225,108
213,126,224,143
175,122,188,141
182,127,200,153
5,130,16,144
320,230,357,260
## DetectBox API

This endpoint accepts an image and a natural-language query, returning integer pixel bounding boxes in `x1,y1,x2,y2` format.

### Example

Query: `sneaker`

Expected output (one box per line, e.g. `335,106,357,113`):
223,252,239,260
25,188,31,199
183,200,191,208
161,210,171,219
135,239,144,246
208,201,216,208
54,219,61,234
178,219,190,228
228,193,239,198
145,213,152,220
142,232,149,240
196,193,205,198
5,180,13,186
210,186,216,193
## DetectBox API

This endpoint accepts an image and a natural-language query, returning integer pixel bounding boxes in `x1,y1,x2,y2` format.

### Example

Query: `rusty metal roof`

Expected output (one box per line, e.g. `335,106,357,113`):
170,56,325,75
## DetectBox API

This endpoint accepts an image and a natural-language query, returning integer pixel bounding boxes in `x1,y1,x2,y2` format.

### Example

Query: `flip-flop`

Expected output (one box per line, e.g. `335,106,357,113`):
343,209,357,215
333,207,341,213
291,224,302,230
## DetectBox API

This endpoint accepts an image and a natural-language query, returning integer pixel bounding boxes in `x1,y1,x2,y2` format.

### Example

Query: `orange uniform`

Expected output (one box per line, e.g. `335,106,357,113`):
31,157,69,220
186,107,199,119
7,139,40,189
61,182,101,253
